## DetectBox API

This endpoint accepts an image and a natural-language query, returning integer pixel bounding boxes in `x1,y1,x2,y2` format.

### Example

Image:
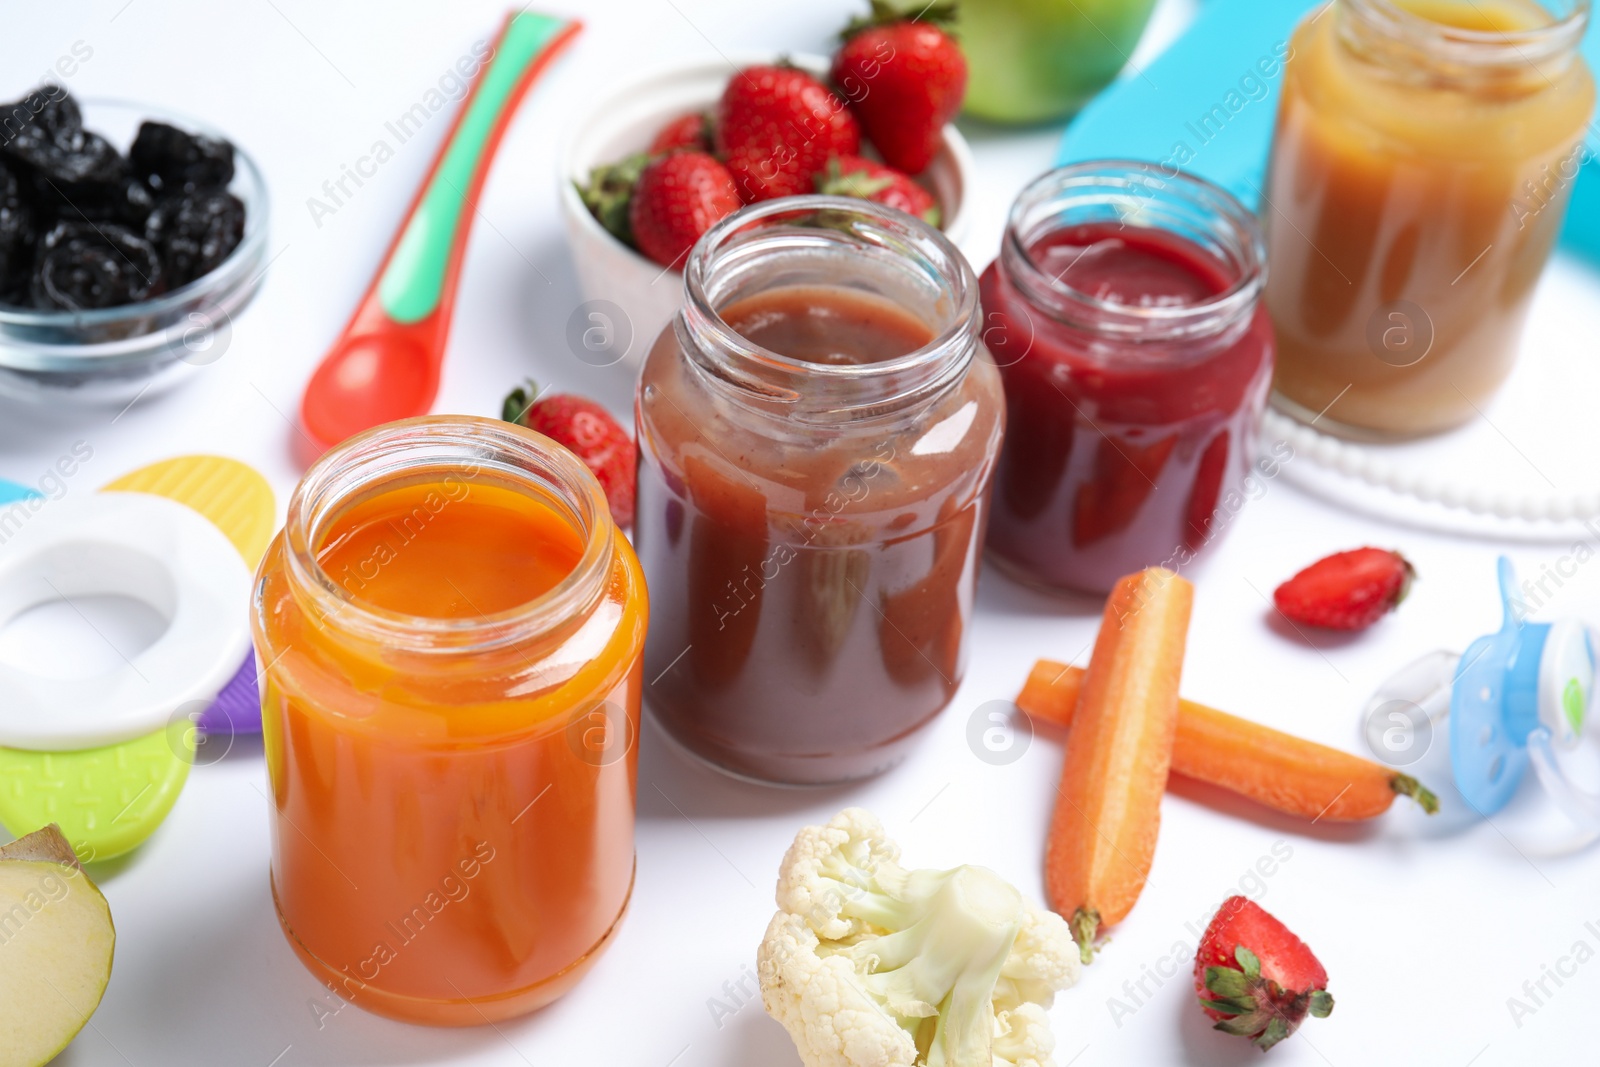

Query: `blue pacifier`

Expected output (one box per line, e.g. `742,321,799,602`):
1365,557,1598,827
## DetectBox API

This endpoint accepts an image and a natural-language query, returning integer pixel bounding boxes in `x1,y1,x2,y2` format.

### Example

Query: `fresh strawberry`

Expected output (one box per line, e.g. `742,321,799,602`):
1194,896,1333,1052
816,154,939,225
715,64,860,202
649,111,714,155
502,382,636,528
832,1,967,175
627,151,741,269
1273,548,1415,631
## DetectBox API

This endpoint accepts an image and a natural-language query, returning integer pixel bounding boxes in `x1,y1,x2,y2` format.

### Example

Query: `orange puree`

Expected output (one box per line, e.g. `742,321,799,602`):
1265,0,1594,437
317,482,585,616
252,425,647,1026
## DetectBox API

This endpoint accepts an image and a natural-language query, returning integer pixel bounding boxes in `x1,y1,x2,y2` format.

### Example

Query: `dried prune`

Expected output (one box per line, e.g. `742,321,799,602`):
130,121,234,193
30,221,165,310
0,86,248,311
0,86,82,142
72,173,158,228
0,163,37,297
145,188,244,287
0,86,122,192
23,155,147,222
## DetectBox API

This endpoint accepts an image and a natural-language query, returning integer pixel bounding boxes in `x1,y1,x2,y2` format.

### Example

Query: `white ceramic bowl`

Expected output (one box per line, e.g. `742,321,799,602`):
558,53,974,369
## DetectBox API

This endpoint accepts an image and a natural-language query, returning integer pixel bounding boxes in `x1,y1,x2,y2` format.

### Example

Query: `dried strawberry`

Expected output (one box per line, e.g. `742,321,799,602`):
1194,896,1333,1051
815,154,938,224
628,151,740,269
503,383,636,528
1273,548,1415,631
649,112,714,155
832,1,966,175
715,64,860,202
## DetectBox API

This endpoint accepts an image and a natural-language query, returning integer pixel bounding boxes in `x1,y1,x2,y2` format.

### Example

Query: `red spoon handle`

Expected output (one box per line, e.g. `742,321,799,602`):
300,11,581,451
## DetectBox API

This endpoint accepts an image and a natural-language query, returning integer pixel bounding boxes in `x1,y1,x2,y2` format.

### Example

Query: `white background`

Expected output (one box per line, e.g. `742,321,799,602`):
3,1,1600,1065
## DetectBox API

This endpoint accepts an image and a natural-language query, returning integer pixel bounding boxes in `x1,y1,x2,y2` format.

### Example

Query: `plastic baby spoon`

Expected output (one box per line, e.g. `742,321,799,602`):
1365,557,1599,829
299,10,581,452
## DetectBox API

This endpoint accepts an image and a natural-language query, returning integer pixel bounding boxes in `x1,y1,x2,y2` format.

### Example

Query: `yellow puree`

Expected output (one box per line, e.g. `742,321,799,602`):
1265,0,1594,436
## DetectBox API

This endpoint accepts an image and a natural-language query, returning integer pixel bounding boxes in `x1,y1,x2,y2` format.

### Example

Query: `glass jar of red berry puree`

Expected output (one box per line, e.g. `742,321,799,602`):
635,196,1005,785
980,162,1274,595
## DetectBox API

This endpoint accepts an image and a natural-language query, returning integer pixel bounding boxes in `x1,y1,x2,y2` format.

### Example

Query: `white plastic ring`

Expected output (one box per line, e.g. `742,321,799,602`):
0,491,251,750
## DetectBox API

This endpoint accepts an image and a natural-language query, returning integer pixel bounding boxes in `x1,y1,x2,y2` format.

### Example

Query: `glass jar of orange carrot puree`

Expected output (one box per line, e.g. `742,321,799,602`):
250,416,646,1026
1266,0,1593,438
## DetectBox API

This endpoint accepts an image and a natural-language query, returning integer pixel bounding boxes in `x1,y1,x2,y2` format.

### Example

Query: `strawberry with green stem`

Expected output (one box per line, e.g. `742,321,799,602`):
577,138,736,269
816,154,938,224
833,0,967,175
627,151,740,269
502,381,637,528
1194,896,1333,1052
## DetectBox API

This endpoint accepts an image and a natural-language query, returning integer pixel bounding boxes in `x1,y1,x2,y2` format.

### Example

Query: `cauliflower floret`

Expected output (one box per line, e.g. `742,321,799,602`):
996,907,1080,1012
993,1004,1057,1067
759,912,919,1067
776,807,942,941
758,809,1080,1067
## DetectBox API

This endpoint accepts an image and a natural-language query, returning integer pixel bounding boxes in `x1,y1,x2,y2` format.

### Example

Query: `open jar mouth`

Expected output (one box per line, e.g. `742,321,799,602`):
1343,0,1590,70
282,415,615,653
1001,162,1267,343
680,195,980,419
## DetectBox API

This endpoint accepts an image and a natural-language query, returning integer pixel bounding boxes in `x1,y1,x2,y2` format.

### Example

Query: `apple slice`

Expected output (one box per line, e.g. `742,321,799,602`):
0,825,116,1066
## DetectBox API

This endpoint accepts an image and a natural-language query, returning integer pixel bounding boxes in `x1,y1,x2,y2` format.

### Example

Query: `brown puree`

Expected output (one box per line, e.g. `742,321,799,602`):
634,284,1004,783
719,285,932,364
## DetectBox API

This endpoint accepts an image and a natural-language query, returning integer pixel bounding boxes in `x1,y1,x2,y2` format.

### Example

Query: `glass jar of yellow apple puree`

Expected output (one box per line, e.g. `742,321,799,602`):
1265,0,1593,438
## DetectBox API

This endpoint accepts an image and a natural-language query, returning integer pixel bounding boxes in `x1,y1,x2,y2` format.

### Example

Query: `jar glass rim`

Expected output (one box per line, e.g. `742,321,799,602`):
1002,161,1267,336
1343,0,1590,65
282,415,615,652
679,195,979,415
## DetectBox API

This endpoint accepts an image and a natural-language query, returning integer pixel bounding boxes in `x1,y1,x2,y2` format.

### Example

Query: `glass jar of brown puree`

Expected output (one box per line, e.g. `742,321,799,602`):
1265,0,1594,438
634,196,1005,785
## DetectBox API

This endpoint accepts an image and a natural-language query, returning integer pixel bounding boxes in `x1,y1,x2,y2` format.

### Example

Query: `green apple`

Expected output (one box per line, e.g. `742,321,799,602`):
0,826,116,1066
958,0,1161,124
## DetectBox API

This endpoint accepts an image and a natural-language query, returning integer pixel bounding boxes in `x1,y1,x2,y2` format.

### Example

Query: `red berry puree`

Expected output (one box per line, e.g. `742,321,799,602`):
981,222,1274,593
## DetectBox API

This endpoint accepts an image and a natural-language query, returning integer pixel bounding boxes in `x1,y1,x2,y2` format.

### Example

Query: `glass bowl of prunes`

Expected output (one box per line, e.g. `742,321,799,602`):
0,86,268,403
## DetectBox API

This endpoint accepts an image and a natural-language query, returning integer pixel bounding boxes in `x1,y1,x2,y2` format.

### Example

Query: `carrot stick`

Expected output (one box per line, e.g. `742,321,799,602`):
1020,661,1439,821
1047,568,1193,964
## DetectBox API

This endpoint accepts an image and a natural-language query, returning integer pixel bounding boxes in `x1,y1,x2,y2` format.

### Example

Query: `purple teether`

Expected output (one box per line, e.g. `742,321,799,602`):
199,653,261,735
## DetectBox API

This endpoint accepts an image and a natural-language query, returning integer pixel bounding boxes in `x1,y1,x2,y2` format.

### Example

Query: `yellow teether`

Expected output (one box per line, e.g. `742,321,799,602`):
101,455,276,565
